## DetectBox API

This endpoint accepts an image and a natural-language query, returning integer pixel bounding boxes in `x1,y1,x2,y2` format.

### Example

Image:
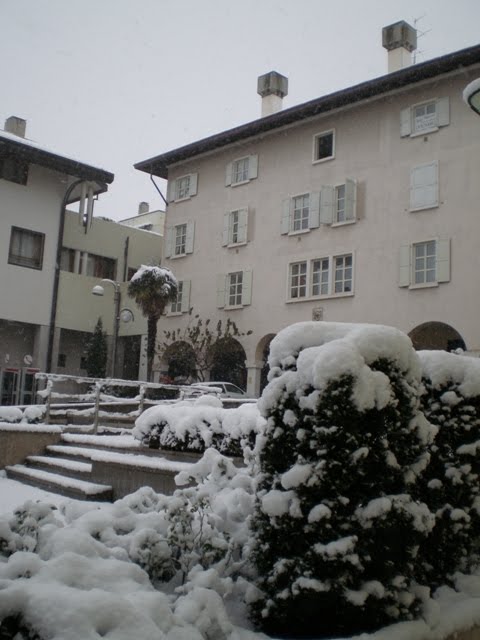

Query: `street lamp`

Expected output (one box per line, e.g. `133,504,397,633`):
91,279,121,378
463,79,480,116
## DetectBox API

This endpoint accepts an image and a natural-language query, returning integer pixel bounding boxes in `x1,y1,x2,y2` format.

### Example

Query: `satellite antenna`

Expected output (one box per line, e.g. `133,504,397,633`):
413,14,431,63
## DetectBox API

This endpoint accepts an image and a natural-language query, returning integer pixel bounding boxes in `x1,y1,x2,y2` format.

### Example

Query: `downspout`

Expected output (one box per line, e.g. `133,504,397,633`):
45,178,85,373
150,172,168,207
123,236,130,282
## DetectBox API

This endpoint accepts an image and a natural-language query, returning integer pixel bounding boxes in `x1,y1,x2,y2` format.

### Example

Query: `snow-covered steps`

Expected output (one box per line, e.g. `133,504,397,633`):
24,455,92,480
5,465,113,501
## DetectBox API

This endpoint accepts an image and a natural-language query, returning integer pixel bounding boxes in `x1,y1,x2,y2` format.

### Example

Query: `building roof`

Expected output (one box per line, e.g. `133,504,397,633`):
0,129,114,184
135,43,480,179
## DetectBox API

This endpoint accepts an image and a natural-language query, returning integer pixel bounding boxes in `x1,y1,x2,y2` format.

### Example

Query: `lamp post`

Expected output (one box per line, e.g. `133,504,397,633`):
92,279,121,378
463,79,480,116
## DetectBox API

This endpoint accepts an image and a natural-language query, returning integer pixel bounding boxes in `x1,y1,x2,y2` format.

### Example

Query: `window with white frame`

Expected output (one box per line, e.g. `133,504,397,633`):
288,254,354,300
400,97,450,137
165,221,195,258
398,239,450,288
217,270,252,308
292,194,310,231
222,208,248,246
410,162,438,211
225,154,258,186
8,226,45,270
168,173,198,202
313,130,335,162
170,280,191,314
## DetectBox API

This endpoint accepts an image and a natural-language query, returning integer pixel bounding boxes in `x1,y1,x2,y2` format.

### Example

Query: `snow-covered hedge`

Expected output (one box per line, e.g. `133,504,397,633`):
251,322,437,638
418,350,480,587
0,405,46,425
133,396,265,458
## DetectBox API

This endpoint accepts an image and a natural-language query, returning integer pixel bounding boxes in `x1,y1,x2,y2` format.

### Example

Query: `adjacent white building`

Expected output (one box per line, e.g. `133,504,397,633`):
135,27,480,396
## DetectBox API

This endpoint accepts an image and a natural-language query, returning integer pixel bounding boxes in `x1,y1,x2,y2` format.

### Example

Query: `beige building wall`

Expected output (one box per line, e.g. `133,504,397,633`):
160,66,480,394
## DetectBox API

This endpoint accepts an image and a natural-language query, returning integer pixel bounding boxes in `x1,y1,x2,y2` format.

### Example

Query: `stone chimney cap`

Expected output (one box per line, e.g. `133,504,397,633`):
138,201,149,215
257,71,288,99
382,20,417,53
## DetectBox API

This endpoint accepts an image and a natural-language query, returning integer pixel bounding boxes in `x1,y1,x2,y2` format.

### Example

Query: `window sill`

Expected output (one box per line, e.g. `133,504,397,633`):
410,127,439,138
230,179,250,188
169,253,188,259
172,195,192,203
312,155,335,165
287,292,354,303
331,219,356,228
224,305,244,311
227,241,247,248
8,258,43,271
167,311,184,317
409,203,439,213
288,228,310,237
409,282,439,290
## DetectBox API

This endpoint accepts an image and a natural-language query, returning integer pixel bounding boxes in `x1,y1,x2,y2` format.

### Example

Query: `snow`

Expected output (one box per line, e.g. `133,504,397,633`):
418,350,480,397
129,264,178,291
0,422,61,433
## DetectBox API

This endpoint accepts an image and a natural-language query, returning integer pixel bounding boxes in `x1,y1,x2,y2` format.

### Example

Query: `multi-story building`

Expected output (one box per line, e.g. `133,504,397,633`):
134,25,480,396
120,201,166,236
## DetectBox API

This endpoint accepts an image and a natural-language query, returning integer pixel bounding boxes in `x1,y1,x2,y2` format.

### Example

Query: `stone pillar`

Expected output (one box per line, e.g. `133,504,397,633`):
138,334,148,381
246,362,263,398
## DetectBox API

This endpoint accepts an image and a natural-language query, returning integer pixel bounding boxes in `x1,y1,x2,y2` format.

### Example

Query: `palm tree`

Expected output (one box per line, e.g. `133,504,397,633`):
127,265,178,381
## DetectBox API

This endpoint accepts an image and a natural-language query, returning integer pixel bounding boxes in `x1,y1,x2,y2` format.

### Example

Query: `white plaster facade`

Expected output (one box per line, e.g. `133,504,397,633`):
137,44,480,396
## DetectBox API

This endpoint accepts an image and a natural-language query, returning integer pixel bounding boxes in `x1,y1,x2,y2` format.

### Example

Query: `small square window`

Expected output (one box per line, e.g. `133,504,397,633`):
8,227,45,270
313,130,334,162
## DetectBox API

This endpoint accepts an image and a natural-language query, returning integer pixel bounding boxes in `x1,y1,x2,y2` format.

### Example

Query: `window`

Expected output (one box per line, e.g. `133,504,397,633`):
168,173,198,202
222,208,248,246
165,221,195,258
60,248,76,273
281,192,319,234
335,184,346,222
225,154,258,186
0,157,28,185
8,227,45,270
400,97,450,137
410,162,438,211
175,223,187,256
398,239,450,288
82,253,116,280
170,280,191,314
288,254,354,300
313,130,335,162
217,270,252,308
292,194,310,231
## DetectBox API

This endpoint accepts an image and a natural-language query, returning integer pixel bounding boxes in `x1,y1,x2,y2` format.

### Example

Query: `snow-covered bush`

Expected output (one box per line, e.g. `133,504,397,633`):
250,322,436,638
133,396,264,458
0,500,59,557
418,350,480,586
0,406,23,424
22,405,46,424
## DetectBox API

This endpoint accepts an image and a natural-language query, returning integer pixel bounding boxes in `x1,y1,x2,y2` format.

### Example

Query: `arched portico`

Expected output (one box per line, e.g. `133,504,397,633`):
408,321,466,352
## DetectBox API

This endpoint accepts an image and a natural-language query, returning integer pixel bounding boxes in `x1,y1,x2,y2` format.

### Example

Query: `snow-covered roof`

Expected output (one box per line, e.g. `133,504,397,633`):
136,43,480,179
0,128,114,184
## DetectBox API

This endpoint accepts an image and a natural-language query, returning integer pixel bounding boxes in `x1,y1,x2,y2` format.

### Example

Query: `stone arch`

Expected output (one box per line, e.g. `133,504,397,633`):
255,333,276,394
209,336,247,389
408,322,466,352
163,340,197,383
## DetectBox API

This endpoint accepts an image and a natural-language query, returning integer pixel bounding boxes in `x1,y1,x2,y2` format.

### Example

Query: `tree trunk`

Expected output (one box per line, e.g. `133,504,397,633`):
147,314,159,382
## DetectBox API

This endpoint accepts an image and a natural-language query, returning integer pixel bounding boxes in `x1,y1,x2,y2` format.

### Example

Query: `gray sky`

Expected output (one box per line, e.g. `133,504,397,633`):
2,0,480,220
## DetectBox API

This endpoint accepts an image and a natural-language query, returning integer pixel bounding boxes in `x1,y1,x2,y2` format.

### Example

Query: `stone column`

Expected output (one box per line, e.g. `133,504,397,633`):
246,362,263,398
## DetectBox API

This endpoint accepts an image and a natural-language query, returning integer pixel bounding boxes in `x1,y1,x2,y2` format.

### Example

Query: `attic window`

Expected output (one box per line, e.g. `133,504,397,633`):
313,130,335,163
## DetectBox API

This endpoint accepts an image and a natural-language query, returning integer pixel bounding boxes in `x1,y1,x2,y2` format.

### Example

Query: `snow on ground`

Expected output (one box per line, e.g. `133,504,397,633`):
0,473,67,516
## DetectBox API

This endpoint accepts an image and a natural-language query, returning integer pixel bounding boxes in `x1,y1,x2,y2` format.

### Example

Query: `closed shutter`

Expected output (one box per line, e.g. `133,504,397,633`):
248,154,258,180
164,227,173,258
344,179,357,221
281,198,291,234
216,274,226,308
242,270,252,306
181,280,191,312
436,239,450,283
398,245,411,287
309,191,320,228
222,213,230,246
410,162,438,210
319,185,334,224
400,107,412,137
437,97,450,127
185,221,195,254
189,173,198,197
237,208,248,243
225,163,232,187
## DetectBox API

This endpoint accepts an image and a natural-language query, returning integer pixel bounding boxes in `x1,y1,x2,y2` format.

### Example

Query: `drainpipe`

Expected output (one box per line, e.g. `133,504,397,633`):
45,178,86,373
150,173,168,207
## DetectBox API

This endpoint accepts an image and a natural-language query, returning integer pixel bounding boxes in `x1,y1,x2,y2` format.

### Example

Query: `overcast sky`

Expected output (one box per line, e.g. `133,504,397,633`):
2,0,480,220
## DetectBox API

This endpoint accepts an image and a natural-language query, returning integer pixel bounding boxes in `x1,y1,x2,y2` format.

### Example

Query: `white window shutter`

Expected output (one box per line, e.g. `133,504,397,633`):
216,274,226,308
398,245,411,287
281,198,292,234
164,227,173,258
410,162,438,210
241,270,252,306
181,280,191,312
436,239,450,283
222,212,230,246
189,173,198,197
238,208,248,243
167,181,175,203
344,179,357,221
185,220,195,254
437,97,450,127
225,163,232,187
309,191,321,228
248,154,258,180
319,185,334,224
400,108,412,137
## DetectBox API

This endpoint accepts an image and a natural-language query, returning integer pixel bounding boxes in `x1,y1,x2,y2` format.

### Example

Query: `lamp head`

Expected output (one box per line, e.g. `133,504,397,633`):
464,79,480,116
91,285,105,297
